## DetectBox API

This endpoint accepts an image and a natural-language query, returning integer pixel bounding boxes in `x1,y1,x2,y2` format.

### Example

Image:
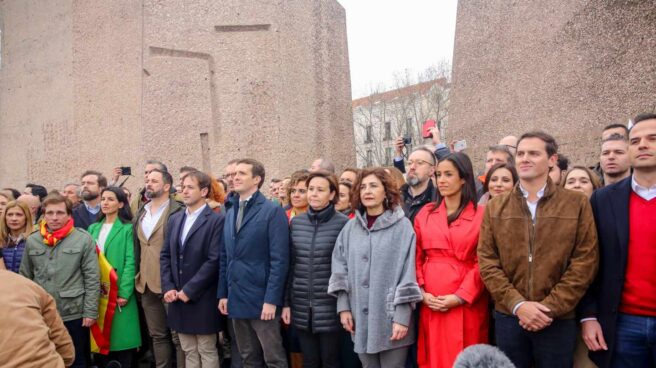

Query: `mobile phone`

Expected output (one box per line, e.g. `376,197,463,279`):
454,140,467,152
120,166,132,176
422,119,436,139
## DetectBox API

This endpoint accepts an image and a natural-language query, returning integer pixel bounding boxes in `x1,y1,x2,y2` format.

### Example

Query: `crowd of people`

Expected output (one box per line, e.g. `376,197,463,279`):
0,112,654,368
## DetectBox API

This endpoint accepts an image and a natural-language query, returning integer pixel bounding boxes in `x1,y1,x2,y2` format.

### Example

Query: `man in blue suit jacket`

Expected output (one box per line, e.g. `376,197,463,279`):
579,113,656,368
161,170,224,367
218,159,289,368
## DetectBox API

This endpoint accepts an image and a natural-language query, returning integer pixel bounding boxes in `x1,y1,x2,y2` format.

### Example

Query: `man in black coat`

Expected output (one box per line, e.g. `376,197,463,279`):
161,170,224,367
72,170,107,229
579,113,656,368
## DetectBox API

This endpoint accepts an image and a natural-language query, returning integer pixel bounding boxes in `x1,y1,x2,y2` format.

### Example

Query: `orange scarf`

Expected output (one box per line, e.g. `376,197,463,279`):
40,218,75,247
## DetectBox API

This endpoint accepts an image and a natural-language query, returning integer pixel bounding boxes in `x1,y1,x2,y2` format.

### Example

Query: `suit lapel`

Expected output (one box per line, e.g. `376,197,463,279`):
609,178,631,270
237,197,263,234
103,222,122,253
183,206,210,246
169,211,183,254
430,202,453,249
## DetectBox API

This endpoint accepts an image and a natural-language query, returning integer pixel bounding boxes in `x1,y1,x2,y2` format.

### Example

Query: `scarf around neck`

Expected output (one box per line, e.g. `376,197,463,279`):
40,218,75,247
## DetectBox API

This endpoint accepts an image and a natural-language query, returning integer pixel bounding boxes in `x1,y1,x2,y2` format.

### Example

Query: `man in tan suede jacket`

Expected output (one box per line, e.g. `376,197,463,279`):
478,131,599,368
0,270,75,367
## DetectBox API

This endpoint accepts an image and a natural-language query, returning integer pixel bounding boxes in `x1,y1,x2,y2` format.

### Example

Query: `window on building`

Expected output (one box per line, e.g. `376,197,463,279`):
366,150,373,167
406,117,413,135
384,121,391,140
365,125,373,143
385,147,392,166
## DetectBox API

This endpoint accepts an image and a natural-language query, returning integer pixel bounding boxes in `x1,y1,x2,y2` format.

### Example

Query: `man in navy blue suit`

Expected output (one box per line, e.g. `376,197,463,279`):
580,113,656,368
161,170,224,367
218,158,289,368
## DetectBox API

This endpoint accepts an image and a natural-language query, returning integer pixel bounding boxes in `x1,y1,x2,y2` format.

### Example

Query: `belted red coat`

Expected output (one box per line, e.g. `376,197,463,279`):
414,201,489,368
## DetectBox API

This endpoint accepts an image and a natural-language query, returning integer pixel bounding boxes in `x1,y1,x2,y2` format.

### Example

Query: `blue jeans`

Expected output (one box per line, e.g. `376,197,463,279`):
494,311,576,368
611,313,656,368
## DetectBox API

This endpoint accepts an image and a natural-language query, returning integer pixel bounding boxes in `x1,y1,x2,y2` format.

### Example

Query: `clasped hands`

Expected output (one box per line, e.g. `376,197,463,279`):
163,289,190,303
422,292,464,312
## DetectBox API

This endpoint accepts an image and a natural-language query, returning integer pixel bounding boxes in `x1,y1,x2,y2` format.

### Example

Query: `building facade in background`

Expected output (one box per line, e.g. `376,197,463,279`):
352,78,449,168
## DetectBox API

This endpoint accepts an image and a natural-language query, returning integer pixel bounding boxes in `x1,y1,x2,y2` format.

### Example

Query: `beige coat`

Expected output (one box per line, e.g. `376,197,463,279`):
0,270,75,367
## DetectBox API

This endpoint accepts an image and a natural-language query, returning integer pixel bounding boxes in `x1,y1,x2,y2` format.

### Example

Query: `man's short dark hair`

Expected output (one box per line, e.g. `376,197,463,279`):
80,170,108,188
602,133,628,143
150,168,173,187
556,154,569,171
236,159,266,189
182,171,212,198
25,183,48,202
270,178,282,183
227,159,240,166
518,131,558,157
631,113,656,130
603,123,629,137
42,193,73,215
179,166,198,174
146,159,168,172
411,147,437,165
487,145,514,166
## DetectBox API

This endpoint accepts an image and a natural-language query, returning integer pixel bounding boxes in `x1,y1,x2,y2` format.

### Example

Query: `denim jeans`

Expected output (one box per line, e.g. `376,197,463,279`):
610,313,656,368
494,311,576,368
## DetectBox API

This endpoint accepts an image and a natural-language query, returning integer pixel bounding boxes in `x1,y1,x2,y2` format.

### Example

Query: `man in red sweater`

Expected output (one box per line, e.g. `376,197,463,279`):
580,112,656,368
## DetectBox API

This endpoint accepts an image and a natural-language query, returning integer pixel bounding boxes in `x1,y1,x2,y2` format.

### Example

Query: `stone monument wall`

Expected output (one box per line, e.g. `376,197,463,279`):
448,0,656,168
0,0,354,191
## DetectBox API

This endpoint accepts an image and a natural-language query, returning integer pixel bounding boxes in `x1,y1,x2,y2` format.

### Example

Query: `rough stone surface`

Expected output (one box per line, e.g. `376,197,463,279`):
449,0,656,169
0,0,353,191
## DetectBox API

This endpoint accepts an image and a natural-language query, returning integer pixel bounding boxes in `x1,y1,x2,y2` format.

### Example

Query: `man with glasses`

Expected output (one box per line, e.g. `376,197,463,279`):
20,193,99,368
499,135,519,155
401,146,437,223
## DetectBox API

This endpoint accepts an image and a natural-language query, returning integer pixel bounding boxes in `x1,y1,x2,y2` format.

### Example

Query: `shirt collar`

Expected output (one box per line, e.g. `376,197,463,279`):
84,201,101,212
186,203,207,217
145,199,170,214
519,183,547,201
631,174,656,193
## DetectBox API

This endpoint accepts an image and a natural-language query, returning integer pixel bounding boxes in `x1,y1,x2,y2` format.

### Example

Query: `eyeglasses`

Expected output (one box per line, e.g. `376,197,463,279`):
407,159,434,167
222,173,236,179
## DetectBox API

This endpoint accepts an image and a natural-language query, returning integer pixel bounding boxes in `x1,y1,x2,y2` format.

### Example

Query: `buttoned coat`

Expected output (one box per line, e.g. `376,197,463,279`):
161,205,224,334
328,206,423,354
217,190,290,319
414,201,489,368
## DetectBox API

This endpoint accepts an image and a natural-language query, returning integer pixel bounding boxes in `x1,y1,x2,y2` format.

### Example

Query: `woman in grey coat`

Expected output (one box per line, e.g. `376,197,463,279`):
328,167,423,368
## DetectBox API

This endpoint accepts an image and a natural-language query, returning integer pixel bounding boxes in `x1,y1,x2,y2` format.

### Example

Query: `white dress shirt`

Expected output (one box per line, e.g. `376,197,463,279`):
632,175,656,201
180,204,207,245
140,199,170,239
97,223,113,254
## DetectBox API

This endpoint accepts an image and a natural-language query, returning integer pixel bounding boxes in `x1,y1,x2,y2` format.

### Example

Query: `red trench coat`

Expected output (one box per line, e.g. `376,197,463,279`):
414,201,489,368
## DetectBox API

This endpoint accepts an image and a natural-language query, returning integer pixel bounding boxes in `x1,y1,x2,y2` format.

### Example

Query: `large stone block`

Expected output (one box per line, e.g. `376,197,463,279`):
448,0,656,168
0,0,353,190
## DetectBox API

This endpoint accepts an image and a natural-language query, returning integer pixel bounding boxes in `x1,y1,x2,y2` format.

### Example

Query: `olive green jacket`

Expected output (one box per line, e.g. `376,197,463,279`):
19,228,100,322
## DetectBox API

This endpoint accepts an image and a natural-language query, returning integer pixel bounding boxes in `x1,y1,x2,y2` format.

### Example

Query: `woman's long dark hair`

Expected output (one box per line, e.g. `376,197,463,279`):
434,152,478,224
97,187,133,224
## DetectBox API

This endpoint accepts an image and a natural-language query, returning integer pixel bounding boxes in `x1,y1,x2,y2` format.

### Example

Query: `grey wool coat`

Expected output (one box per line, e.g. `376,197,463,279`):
328,206,423,354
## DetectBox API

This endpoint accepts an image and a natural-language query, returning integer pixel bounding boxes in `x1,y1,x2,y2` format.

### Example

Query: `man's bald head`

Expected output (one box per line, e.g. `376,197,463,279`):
498,135,519,155
17,194,41,218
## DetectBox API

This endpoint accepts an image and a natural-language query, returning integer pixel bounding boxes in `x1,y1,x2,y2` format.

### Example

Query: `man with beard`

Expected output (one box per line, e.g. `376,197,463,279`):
72,170,107,230
600,134,631,186
133,168,186,368
401,146,437,224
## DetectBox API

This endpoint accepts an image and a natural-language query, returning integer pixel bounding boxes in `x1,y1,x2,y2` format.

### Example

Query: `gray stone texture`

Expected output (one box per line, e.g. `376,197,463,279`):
448,0,656,167
0,0,354,190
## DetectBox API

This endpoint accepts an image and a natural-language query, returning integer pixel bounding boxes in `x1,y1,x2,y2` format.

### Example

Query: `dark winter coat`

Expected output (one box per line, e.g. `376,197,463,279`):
161,205,224,334
287,204,349,333
2,237,26,273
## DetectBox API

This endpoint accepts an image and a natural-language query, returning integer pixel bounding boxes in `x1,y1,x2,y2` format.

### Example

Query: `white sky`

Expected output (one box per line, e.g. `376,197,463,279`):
337,0,459,99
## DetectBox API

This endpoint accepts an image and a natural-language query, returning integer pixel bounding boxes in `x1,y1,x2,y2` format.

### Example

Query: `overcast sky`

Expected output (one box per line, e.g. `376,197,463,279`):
337,0,458,99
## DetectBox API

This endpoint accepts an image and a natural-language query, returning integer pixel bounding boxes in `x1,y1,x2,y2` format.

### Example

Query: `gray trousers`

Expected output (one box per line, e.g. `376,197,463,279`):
358,347,409,368
140,287,185,368
232,317,288,368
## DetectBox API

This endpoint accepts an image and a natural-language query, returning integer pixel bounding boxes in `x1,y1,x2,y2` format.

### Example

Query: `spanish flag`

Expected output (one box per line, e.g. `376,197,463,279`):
90,245,118,355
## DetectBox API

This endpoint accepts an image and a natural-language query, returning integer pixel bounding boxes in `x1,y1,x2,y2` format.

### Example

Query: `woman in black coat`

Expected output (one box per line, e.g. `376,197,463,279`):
282,171,350,368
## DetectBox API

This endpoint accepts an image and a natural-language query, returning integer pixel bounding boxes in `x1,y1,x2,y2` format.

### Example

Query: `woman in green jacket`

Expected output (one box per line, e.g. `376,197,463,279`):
88,187,141,367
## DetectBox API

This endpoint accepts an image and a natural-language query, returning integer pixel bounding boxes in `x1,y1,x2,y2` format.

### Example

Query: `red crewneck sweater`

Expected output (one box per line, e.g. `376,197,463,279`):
620,192,656,316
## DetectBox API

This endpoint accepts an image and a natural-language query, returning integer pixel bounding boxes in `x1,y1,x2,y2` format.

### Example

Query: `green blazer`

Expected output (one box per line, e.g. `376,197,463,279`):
89,219,141,351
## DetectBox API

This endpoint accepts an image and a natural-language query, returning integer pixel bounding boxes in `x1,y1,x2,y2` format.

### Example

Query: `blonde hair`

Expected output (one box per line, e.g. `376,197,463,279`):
0,201,33,247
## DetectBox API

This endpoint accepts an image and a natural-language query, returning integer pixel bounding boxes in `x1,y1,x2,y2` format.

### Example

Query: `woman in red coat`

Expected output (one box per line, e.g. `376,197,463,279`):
414,152,489,368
